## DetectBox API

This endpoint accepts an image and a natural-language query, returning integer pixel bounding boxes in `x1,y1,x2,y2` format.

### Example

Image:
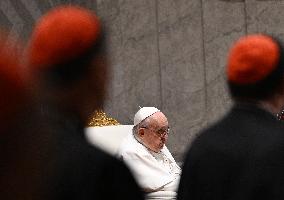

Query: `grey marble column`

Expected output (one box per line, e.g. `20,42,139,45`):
157,0,206,161
99,0,162,124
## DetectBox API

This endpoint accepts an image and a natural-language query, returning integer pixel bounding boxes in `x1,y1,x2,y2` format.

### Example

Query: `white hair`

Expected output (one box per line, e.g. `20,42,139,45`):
133,116,151,136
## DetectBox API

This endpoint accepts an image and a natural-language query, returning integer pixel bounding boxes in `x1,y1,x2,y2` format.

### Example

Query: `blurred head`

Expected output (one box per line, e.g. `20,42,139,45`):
0,32,28,128
227,34,284,101
27,5,108,123
0,32,34,200
133,109,169,153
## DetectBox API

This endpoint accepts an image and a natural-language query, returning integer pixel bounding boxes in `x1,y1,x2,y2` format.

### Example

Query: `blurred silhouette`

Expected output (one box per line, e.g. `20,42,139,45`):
178,34,284,200
0,31,42,199
27,5,144,200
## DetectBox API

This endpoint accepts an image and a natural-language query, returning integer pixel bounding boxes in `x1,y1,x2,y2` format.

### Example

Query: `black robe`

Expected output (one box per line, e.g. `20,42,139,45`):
178,103,284,200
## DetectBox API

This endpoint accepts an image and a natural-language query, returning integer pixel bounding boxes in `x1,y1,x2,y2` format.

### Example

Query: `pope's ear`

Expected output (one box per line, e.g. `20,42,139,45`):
138,128,145,137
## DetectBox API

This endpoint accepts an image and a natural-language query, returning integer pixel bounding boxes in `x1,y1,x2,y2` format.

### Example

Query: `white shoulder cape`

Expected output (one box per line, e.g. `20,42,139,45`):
117,133,181,194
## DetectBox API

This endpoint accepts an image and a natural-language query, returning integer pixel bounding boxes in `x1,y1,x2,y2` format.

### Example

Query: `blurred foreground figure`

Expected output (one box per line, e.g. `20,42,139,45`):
28,6,144,200
0,32,44,199
0,34,27,130
178,34,284,200
118,107,181,200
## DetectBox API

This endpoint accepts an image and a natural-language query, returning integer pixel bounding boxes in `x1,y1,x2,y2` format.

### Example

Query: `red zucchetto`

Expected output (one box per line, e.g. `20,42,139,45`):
227,34,280,85
28,5,101,68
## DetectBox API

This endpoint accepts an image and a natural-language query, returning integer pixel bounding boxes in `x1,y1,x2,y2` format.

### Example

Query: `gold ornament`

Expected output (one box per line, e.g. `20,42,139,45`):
88,110,120,127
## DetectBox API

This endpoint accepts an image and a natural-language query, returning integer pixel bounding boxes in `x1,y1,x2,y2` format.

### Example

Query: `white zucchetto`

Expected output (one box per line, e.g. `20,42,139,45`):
134,107,160,126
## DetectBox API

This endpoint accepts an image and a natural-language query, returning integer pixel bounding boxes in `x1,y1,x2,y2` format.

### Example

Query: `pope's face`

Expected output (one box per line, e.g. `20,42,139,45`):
139,112,169,152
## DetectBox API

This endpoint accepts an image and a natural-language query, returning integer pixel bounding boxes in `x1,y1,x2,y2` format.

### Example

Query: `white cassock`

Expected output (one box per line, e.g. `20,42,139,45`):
117,132,181,200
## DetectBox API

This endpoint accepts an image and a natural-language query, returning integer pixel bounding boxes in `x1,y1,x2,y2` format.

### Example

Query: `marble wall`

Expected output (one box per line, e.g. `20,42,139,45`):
1,0,284,161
